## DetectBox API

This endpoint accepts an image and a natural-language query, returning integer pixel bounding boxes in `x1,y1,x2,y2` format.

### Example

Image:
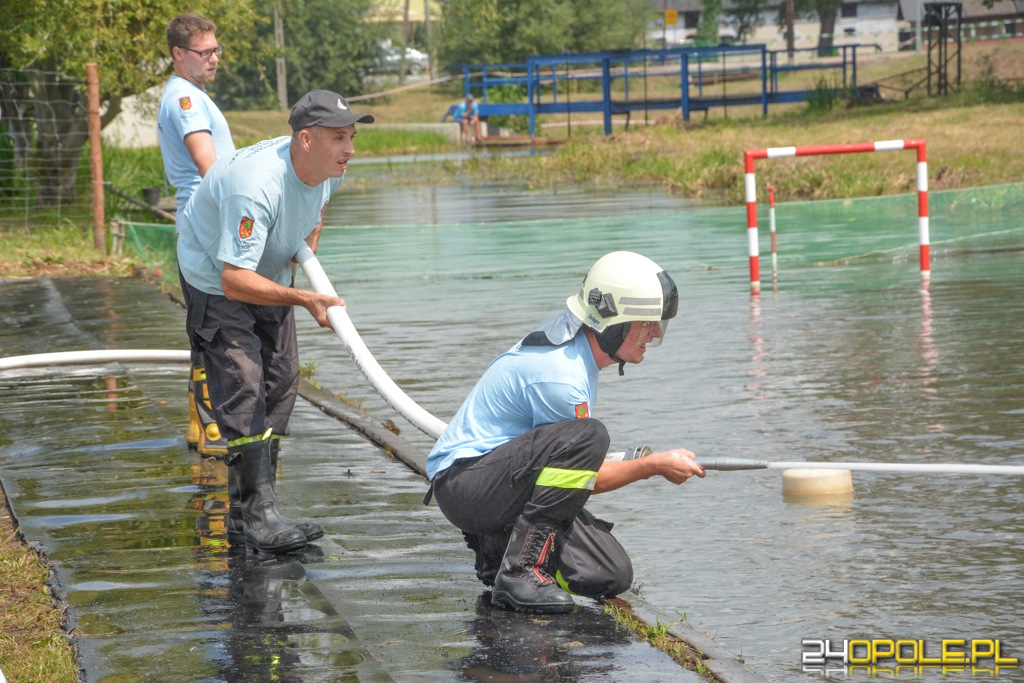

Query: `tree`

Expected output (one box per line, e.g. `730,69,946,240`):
0,0,262,206
437,0,649,69
792,0,844,55
697,0,724,44
728,0,772,43
214,0,386,111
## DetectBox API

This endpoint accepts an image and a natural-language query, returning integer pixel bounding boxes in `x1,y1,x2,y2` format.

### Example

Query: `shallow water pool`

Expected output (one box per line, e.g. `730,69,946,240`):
305,176,1024,681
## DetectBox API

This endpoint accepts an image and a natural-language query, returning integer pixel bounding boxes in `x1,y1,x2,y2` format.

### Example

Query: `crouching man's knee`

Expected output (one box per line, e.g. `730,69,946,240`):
553,509,633,598
556,556,633,598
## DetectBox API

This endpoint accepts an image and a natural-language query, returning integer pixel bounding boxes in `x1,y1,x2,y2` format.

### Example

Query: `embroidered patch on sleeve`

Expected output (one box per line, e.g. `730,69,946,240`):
238,217,254,239
178,96,192,111
575,403,590,419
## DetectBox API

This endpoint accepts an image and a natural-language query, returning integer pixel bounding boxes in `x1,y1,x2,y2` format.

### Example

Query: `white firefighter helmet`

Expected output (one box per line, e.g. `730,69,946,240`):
566,251,678,369
567,251,678,333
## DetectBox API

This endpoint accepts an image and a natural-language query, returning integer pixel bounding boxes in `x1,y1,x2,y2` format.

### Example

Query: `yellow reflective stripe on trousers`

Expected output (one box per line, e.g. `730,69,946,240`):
227,427,274,448
555,569,577,594
534,466,597,491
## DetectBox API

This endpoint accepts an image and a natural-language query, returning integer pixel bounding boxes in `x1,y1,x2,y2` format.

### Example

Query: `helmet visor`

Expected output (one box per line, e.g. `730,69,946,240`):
633,319,669,347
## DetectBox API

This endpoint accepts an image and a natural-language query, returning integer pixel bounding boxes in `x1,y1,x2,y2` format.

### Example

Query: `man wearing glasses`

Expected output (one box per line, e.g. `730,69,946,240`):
425,251,705,614
158,13,235,457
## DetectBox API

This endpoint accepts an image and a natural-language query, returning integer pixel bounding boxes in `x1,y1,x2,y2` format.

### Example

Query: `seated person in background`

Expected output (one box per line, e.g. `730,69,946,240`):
453,94,483,144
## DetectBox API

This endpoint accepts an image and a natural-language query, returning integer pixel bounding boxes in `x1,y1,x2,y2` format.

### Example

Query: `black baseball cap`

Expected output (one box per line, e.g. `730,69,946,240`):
288,90,375,131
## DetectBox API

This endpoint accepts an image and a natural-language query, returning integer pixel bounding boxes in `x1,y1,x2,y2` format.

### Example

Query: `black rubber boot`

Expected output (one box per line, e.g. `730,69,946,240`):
225,440,324,543
226,439,308,554
491,516,574,614
226,466,245,544
269,438,324,542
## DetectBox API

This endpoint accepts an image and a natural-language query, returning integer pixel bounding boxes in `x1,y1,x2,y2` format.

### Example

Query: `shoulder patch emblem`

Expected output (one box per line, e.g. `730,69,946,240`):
178,96,192,111
238,217,254,239
575,403,590,419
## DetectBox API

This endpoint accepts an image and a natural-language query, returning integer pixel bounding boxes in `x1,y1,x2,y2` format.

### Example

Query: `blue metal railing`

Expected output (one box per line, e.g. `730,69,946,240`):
452,44,866,136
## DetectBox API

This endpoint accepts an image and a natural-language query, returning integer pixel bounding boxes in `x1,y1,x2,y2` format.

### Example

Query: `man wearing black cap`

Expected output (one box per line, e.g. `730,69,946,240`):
176,89,374,555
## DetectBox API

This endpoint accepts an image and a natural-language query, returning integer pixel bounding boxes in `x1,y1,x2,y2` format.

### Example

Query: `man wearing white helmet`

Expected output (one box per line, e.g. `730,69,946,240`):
425,251,705,614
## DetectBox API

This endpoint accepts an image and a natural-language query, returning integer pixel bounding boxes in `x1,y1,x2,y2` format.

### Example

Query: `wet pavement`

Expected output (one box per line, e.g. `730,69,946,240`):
0,276,758,682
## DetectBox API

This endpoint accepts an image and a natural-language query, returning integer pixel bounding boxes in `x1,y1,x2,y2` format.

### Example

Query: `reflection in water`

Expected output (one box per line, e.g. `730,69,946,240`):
188,453,230,565
454,593,639,682
456,593,583,682
223,552,309,683
917,284,939,401
186,456,373,683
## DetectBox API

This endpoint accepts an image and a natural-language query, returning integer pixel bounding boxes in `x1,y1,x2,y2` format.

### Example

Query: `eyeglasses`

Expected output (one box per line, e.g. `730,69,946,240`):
178,45,223,60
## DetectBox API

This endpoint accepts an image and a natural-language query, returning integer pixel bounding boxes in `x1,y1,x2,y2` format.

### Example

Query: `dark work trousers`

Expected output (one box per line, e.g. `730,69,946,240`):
432,419,633,597
178,268,205,371
181,278,300,443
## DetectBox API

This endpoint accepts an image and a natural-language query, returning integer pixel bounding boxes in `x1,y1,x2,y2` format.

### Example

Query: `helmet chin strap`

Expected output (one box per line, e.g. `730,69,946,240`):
593,323,631,376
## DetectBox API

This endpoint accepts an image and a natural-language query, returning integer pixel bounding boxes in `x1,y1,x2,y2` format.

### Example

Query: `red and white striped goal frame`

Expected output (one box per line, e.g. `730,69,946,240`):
743,139,929,295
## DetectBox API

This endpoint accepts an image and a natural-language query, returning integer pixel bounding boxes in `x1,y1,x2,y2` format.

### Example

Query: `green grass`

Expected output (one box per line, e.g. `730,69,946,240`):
0,223,136,278
102,146,166,198
354,128,454,155
0,503,79,683
603,601,715,679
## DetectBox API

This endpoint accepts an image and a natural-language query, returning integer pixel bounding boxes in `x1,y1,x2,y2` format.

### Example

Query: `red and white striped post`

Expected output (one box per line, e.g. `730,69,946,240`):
743,139,929,295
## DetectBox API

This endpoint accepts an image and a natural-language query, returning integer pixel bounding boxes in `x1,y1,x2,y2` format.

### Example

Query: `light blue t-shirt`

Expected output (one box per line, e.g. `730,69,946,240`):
157,75,235,213
426,329,599,480
177,136,343,295
453,99,478,122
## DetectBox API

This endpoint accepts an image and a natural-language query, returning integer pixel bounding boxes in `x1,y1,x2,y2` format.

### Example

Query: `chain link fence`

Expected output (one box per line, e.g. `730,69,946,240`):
0,68,96,229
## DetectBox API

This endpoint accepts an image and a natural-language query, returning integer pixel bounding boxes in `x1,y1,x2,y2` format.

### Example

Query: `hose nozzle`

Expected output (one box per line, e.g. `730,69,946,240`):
694,457,769,471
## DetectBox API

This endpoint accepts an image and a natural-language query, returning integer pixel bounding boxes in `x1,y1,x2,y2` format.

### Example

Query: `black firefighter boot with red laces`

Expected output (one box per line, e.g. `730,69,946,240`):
491,516,574,614
226,439,308,555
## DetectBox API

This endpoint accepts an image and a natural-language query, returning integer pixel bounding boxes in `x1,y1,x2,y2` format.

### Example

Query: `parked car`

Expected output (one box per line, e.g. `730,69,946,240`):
374,46,429,75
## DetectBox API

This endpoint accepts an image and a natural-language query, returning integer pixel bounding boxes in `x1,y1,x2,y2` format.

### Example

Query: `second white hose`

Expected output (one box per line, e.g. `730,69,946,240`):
295,244,448,440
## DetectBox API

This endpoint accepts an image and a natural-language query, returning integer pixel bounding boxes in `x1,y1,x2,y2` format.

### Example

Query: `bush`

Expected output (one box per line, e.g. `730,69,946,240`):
484,85,534,135
804,75,848,115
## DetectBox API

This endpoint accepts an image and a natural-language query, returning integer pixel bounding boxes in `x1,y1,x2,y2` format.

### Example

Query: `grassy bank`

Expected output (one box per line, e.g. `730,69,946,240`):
441,40,1024,201
0,225,137,279
462,96,1024,203
0,489,79,682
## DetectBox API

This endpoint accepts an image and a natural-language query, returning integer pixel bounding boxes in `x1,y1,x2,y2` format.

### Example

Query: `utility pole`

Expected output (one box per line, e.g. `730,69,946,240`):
663,0,668,48
399,0,411,85
915,0,923,54
274,0,288,110
786,0,795,62
424,0,433,79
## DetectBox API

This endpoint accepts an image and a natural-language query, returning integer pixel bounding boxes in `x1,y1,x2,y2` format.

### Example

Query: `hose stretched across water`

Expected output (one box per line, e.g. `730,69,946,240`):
692,456,1024,476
